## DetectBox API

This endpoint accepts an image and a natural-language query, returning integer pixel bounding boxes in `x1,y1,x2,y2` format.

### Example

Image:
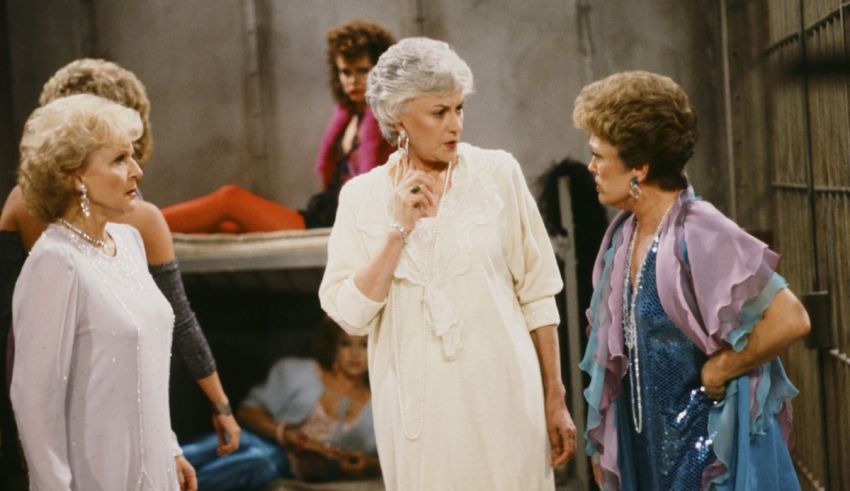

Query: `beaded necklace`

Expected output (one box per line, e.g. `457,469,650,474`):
57,218,111,250
622,205,672,434
390,158,454,440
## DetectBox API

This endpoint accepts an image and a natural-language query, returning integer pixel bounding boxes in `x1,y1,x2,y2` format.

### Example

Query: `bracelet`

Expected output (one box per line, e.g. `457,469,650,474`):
390,222,408,245
211,401,232,416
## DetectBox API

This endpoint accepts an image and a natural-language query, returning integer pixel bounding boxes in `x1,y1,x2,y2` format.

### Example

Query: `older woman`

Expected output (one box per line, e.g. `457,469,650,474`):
11,94,191,489
0,59,240,471
574,71,809,490
319,37,575,490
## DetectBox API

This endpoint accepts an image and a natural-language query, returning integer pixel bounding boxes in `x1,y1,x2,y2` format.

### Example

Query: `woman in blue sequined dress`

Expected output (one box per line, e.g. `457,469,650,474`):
573,71,810,490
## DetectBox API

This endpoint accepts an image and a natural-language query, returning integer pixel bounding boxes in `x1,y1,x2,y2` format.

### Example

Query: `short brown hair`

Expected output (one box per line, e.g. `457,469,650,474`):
573,71,697,190
326,20,395,113
39,58,153,164
18,94,142,222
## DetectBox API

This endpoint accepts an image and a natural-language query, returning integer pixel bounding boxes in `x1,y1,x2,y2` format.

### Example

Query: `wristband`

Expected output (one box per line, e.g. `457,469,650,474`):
390,222,408,245
211,401,232,416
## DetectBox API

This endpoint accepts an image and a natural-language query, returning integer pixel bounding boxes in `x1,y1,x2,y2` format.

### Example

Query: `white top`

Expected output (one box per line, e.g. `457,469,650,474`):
11,223,180,490
320,143,563,490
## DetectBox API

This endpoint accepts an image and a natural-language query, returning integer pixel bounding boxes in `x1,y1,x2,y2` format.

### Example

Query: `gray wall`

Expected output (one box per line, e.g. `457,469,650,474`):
3,0,728,212
578,0,728,210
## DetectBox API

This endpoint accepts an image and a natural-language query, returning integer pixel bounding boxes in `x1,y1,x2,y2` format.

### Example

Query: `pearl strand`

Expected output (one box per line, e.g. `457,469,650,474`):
390,158,455,440
622,205,672,434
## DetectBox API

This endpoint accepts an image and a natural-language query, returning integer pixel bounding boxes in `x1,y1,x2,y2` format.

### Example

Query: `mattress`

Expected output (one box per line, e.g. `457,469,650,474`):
172,228,331,292
172,228,331,273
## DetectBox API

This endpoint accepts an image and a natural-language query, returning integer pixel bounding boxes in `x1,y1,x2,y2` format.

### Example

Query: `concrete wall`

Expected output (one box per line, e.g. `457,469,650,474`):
579,0,728,210
2,0,729,212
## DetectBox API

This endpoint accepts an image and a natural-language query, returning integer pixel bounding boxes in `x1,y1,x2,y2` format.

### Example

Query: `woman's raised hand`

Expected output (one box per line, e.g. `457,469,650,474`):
393,166,437,233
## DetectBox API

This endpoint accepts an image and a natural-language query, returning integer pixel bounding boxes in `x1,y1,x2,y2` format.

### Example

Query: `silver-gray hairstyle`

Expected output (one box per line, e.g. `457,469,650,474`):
366,37,474,145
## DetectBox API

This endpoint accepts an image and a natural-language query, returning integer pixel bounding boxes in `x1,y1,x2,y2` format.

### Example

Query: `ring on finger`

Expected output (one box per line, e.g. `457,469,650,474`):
410,185,421,194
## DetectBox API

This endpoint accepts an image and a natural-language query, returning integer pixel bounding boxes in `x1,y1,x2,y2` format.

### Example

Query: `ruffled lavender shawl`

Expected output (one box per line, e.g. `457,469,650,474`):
581,187,796,489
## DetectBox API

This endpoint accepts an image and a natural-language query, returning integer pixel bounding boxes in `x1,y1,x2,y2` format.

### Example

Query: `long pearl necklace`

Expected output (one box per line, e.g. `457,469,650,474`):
57,218,110,249
390,158,454,440
622,205,672,434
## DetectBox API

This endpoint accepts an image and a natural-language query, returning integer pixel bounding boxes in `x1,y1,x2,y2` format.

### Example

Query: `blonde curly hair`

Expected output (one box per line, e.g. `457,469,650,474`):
573,71,697,190
18,94,143,222
39,58,152,164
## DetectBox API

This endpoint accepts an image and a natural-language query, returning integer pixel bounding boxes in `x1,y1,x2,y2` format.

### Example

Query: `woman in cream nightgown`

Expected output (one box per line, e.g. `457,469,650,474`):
319,37,576,490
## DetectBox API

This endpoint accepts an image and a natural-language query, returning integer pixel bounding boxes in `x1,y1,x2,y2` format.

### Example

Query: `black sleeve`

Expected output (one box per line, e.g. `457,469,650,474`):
149,260,217,379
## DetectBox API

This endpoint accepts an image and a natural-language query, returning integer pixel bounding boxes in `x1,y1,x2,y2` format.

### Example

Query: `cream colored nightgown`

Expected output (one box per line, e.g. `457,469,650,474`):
320,143,563,490
11,223,180,490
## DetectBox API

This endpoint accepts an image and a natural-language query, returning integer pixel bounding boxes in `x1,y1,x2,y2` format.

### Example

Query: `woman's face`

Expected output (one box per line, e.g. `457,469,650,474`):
587,134,636,210
76,140,143,220
335,332,368,379
336,54,373,108
398,88,464,167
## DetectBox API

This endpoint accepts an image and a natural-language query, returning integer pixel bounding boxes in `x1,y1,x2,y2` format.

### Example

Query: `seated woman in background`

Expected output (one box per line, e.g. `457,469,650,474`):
162,19,396,233
12,93,193,490
182,317,379,490
0,59,241,482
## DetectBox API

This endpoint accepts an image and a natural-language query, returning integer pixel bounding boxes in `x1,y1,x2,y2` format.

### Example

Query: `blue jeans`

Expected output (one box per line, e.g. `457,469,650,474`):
182,430,292,491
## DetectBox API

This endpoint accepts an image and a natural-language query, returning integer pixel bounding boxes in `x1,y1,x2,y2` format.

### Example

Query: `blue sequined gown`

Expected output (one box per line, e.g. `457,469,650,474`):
617,248,716,490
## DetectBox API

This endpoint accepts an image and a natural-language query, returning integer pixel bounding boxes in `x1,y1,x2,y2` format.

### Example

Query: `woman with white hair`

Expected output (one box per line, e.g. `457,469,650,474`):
319,37,576,489
11,94,193,490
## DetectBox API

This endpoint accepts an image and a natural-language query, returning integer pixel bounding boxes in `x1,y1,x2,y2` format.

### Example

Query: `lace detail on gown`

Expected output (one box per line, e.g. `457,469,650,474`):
351,149,505,359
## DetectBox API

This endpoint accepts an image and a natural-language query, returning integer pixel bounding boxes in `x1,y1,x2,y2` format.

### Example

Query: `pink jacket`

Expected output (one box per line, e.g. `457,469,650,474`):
315,106,394,190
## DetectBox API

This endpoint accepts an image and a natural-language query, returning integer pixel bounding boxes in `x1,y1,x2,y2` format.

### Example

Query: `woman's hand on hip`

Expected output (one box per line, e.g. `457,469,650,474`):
701,349,732,400
393,169,436,232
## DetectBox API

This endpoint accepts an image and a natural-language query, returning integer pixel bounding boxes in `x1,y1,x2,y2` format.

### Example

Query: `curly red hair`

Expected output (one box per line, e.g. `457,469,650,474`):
326,20,395,113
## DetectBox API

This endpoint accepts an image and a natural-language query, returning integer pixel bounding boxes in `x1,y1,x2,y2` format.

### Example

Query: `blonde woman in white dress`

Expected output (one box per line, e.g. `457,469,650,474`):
11,94,195,490
319,37,576,490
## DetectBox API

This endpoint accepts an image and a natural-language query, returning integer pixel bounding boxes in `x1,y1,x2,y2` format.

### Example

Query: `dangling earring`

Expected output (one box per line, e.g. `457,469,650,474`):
79,183,91,218
629,176,641,199
398,130,409,157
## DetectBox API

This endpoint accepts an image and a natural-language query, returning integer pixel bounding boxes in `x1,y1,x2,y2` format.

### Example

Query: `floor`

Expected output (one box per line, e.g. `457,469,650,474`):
264,477,588,491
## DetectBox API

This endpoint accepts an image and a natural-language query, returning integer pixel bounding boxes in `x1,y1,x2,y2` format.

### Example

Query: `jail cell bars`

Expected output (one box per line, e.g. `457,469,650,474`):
736,0,850,489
